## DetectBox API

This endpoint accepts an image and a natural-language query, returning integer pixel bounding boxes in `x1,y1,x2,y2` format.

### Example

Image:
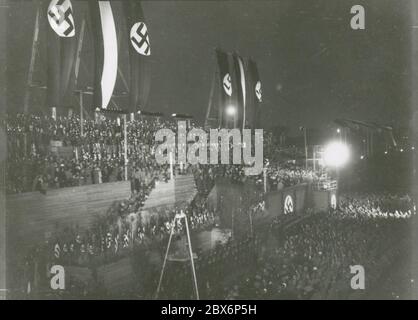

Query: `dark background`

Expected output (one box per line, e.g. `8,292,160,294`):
4,0,412,133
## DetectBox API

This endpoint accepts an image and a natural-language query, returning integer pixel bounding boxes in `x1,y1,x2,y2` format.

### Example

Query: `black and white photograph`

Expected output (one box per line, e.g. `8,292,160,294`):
1,0,418,303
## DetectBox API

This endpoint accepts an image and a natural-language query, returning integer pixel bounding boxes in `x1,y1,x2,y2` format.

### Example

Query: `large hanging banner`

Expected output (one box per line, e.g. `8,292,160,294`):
247,59,262,129
46,0,78,115
46,11,61,113
90,1,118,110
232,53,246,129
216,48,232,128
123,0,152,113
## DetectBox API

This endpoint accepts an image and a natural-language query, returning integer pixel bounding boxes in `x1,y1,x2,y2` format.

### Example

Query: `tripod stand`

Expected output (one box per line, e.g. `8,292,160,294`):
155,210,199,299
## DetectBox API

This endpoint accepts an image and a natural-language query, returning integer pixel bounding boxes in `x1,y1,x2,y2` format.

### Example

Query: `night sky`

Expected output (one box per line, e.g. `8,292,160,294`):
5,0,412,133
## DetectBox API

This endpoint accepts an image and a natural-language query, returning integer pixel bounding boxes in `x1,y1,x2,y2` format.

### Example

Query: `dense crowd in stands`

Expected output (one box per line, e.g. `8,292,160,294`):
20,192,410,299
338,193,415,219
5,114,171,194
133,191,416,299
5,113,319,194
221,208,414,299
265,163,319,190
6,113,417,299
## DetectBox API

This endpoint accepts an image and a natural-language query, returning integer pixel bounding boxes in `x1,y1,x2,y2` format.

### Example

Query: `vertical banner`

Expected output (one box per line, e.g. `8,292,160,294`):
46,18,61,115
46,0,77,116
228,53,239,129
215,48,232,128
60,34,77,103
90,1,118,110
232,53,246,129
123,0,152,113
247,59,262,129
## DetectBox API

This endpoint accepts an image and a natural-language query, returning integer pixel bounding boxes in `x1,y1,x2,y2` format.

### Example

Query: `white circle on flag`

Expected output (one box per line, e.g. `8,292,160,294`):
255,81,262,102
284,195,294,214
223,73,232,96
331,194,337,210
47,0,75,38
130,22,151,56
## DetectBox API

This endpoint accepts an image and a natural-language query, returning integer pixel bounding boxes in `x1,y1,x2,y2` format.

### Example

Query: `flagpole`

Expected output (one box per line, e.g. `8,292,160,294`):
123,114,128,181
74,18,86,88
249,209,254,238
23,4,40,114
231,208,234,240
79,90,84,137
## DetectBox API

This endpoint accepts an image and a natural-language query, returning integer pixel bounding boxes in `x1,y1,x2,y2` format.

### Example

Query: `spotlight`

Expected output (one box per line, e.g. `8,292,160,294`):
323,141,350,168
226,105,236,116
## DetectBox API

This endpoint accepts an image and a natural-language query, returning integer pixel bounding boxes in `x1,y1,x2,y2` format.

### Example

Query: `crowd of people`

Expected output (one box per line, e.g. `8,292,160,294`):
18,195,217,287
151,192,416,300
338,193,416,219
5,114,170,194
265,163,319,190
6,113,319,195
6,112,417,299
221,209,413,299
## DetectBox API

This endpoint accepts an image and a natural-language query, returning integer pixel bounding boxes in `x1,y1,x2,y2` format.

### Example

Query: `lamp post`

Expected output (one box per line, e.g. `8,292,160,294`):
123,114,128,181
323,141,350,190
300,126,308,170
75,90,84,136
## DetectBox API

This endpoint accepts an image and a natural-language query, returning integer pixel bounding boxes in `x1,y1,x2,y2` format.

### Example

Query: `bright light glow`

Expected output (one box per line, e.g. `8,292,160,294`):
337,128,341,133
323,141,350,168
384,151,388,154
412,147,415,150
360,155,364,160
226,105,236,116
172,113,177,117
400,148,404,152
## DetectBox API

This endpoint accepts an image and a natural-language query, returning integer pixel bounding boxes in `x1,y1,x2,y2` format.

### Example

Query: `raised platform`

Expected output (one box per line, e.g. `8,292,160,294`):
208,179,338,233
265,183,310,216
6,181,132,245
265,182,338,216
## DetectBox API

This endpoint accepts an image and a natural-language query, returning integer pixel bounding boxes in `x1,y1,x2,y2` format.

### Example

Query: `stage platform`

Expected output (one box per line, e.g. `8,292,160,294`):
6,181,132,246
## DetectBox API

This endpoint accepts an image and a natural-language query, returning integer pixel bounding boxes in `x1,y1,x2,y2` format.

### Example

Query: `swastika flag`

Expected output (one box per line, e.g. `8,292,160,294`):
47,0,75,37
